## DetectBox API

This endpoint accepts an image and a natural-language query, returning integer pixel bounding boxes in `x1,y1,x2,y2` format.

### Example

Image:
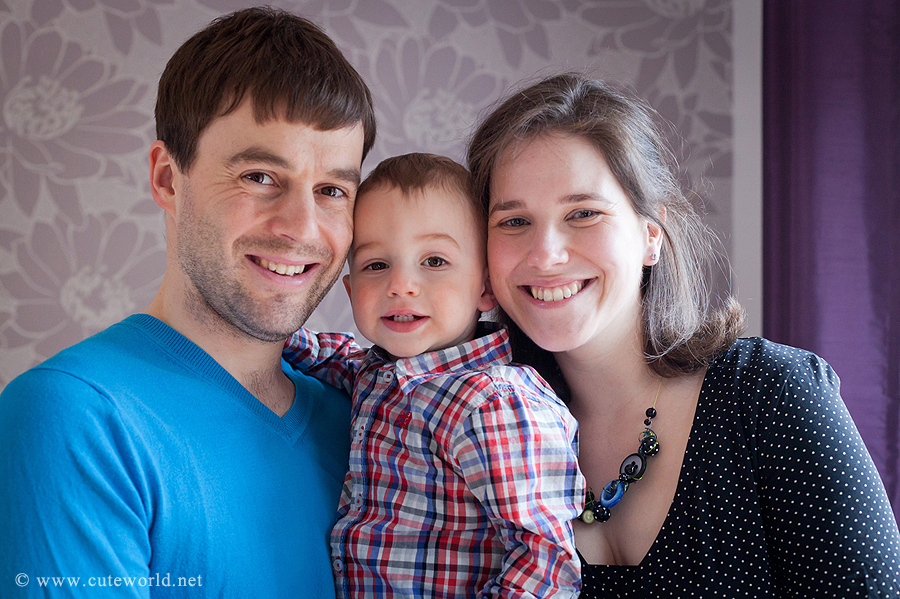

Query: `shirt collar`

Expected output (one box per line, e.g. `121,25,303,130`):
364,322,512,392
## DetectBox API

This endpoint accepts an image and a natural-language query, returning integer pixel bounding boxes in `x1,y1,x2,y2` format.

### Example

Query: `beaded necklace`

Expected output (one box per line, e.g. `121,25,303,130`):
578,379,662,524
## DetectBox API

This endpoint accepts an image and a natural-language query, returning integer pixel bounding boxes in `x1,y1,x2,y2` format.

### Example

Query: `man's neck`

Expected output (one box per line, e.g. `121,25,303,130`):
146,288,294,417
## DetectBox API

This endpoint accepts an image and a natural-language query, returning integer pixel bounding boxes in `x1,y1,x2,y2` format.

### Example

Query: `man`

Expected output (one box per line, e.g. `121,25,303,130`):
0,7,375,597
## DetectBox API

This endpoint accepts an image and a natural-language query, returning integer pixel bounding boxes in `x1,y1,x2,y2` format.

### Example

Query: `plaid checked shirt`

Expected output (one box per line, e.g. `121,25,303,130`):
283,323,585,598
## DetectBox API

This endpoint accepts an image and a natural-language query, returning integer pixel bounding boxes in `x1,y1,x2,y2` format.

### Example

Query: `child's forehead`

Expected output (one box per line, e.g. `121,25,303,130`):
354,183,479,228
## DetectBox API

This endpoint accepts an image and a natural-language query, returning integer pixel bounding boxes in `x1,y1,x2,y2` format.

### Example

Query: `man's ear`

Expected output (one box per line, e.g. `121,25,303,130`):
149,140,178,216
342,273,352,302
477,273,499,313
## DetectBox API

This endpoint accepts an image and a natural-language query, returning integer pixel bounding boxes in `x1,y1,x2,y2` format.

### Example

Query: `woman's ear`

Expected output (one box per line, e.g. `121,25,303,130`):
477,273,499,313
644,208,666,266
149,140,178,216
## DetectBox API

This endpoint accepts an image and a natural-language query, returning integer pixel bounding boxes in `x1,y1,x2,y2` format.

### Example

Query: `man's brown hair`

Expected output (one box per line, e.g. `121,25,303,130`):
155,6,376,172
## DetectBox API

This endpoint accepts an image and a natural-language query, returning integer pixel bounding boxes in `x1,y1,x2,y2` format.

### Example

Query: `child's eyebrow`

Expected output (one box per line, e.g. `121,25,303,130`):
416,232,461,250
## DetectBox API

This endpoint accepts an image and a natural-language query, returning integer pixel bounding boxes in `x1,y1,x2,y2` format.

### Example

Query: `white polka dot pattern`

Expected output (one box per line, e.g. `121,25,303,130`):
580,338,900,598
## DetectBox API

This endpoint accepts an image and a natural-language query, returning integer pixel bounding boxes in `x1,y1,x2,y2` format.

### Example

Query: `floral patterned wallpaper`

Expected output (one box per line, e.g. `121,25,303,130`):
0,0,736,388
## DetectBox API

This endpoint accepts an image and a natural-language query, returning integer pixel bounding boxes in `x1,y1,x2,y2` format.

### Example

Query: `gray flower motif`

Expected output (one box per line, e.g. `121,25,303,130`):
367,37,507,160
428,0,562,67
0,213,164,361
0,21,151,223
197,0,407,53
30,0,173,54
582,0,731,90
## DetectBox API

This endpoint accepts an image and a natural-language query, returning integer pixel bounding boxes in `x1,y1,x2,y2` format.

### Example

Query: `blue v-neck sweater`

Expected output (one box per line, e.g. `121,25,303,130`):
0,314,350,597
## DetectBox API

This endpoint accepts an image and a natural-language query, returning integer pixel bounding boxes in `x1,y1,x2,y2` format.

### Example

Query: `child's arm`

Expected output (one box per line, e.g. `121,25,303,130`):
454,385,585,598
282,328,366,395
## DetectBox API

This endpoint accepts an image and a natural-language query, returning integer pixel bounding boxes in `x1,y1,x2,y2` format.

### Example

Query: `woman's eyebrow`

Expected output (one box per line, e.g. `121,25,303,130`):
489,193,612,216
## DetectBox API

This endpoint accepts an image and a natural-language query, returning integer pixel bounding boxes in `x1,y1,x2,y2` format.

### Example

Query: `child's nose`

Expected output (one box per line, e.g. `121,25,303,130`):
387,267,419,297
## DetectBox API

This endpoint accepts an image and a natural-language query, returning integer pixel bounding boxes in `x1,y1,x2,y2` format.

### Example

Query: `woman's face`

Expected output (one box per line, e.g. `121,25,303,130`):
487,133,662,356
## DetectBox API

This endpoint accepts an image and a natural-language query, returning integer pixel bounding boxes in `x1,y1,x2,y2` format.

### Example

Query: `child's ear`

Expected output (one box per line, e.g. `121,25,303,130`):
477,273,498,313
342,273,352,302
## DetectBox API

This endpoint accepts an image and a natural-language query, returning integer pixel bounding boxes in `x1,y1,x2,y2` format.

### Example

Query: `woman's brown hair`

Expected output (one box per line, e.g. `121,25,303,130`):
467,73,744,390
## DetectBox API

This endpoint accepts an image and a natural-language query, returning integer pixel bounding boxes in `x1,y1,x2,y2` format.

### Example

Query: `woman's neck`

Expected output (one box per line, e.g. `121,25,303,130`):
554,324,658,415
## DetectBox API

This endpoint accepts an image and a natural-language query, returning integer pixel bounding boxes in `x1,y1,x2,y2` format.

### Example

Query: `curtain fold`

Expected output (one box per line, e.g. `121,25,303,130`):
763,1,900,520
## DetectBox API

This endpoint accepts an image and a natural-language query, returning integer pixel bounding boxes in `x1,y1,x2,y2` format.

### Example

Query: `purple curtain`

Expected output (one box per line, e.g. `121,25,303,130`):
764,1,900,520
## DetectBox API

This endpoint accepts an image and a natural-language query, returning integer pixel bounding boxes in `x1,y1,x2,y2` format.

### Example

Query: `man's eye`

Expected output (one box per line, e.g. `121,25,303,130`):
364,262,388,271
423,257,446,268
244,172,275,185
319,186,347,198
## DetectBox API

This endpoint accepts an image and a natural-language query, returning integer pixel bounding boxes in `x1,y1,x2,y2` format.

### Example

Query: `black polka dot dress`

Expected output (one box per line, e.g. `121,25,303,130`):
580,338,900,598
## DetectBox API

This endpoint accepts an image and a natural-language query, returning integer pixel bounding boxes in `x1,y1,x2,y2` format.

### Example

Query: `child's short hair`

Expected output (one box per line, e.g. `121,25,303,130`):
357,153,485,235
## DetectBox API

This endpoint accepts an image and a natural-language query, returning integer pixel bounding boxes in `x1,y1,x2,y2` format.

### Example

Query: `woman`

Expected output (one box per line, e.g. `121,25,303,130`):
467,73,900,597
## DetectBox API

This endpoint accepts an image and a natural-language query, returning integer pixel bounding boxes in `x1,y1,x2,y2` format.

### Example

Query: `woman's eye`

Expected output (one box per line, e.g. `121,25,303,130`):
571,209,599,220
499,217,528,228
364,262,388,271
423,257,446,268
244,172,275,186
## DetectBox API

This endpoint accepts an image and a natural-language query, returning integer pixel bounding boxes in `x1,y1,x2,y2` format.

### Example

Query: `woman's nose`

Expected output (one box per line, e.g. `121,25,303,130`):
527,227,569,270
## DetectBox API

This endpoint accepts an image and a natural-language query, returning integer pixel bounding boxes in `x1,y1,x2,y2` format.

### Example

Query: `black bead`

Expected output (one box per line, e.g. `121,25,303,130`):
644,418,652,426
645,407,657,419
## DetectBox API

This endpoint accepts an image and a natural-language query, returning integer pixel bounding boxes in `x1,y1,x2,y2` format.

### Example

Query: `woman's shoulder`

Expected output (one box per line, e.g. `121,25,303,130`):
704,337,840,411
711,337,833,379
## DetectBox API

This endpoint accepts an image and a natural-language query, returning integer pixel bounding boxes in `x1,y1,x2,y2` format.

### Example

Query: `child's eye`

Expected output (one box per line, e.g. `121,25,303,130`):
423,257,446,268
364,261,388,271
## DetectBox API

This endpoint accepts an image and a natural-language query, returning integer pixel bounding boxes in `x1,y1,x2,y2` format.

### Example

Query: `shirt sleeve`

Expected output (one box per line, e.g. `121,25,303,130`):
0,369,152,598
452,385,585,598
754,351,900,597
282,328,365,396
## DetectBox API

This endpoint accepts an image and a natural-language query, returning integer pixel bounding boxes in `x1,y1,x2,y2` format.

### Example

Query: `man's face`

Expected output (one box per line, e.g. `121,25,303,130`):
173,99,364,342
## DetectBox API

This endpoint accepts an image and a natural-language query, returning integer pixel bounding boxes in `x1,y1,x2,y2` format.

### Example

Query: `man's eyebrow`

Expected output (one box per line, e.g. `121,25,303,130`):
329,167,361,188
225,148,291,169
225,150,360,187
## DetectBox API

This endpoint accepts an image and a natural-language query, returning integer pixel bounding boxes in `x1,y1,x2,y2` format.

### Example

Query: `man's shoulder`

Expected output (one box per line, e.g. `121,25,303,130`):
1,314,213,416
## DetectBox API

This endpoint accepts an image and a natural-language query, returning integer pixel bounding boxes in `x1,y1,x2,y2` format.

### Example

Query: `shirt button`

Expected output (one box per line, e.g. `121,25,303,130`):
355,425,365,441
353,492,363,509
382,371,393,383
333,558,343,573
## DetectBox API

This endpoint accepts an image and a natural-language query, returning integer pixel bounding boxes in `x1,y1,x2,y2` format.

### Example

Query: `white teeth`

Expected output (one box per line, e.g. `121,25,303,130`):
529,281,585,302
392,314,416,322
256,258,304,276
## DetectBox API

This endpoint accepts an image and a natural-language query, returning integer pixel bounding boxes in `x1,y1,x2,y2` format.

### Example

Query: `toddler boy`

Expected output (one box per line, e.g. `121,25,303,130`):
283,153,584,598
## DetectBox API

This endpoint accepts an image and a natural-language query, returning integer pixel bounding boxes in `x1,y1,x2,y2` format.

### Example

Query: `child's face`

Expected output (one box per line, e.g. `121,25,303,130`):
344,185,497,360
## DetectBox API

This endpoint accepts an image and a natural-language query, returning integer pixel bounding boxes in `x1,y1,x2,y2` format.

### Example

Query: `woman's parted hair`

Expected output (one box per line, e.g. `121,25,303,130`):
156,6,376,172
466,73,743,386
